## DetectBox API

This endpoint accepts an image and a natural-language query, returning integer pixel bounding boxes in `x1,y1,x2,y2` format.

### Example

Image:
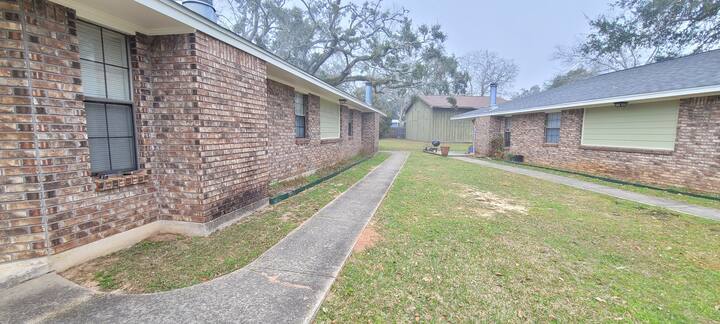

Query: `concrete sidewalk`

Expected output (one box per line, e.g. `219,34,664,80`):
0,152,408,324
453,157,720,222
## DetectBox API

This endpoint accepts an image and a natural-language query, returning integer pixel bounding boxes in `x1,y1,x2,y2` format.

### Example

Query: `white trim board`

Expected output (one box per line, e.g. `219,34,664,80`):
451,84,720,120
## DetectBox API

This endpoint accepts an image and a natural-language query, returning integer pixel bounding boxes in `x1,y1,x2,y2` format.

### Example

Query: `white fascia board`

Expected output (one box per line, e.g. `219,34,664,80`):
134,0,384,117
451,84,720,120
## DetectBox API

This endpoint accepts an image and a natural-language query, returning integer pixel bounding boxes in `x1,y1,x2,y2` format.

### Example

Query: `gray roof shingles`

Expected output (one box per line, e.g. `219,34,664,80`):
453,49,720,119
417,95,507,109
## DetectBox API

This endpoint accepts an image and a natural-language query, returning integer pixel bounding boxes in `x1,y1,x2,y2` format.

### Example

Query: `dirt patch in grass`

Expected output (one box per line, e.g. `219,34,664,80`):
146,233,184,242
353,223,381,253
455,183,528,217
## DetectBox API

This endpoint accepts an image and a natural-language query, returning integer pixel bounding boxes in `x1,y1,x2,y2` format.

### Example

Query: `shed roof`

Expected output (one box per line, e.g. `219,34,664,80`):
418,95,507,109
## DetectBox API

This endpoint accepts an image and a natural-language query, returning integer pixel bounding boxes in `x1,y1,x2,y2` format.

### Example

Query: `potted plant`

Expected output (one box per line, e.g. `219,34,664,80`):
440,145,450,156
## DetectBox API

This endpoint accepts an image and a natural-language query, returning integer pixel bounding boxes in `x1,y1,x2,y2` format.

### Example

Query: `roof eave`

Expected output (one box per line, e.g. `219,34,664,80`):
451,84,720,120
135,0,385,117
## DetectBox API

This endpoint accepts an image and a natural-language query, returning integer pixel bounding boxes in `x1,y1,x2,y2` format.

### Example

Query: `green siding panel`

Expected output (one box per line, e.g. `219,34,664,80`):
320,99,340,139
432,109,473,142
404,101,473,142
582,100,679,150
405,101,432,141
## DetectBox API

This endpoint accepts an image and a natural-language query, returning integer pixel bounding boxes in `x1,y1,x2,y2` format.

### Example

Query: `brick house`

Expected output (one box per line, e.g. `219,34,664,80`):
453,51,720,194
0,0,382,286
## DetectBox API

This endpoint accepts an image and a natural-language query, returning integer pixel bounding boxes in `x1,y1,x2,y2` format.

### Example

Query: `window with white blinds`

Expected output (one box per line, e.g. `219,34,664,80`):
78,21,136,175
545,112,561,144
77,20,130,101
320,99,340,139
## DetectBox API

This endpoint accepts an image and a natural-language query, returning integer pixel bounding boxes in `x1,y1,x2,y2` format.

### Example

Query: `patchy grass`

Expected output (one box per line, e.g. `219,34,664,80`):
268,154,369,196
318,152,720,323
488,159,720,210
380,139,471,152
61,153,389,294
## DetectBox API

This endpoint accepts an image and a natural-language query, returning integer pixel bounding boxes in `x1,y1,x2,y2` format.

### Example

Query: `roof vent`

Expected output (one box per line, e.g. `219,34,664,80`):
489,83,498,110
182,0,218,22
364,81,373,105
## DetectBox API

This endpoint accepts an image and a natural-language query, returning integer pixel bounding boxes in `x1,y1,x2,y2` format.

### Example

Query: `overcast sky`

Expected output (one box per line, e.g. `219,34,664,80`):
387,0,611,92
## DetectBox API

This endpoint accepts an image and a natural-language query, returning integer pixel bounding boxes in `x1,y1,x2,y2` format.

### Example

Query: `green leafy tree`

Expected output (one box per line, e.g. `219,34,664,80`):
545,67,596,89
558,0,720,71
220,0,467,94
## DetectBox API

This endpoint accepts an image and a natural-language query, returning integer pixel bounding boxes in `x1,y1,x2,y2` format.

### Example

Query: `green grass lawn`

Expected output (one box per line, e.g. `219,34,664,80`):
62,153,390,293
380,138,472,152
488,159,720,210
318,152,720,322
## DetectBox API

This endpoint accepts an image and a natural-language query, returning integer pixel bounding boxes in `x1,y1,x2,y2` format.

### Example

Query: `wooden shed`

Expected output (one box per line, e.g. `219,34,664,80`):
404,95,506,142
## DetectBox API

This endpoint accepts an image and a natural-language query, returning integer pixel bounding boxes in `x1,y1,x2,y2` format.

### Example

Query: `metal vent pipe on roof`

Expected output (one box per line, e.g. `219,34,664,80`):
182,0,218,22
489,82,498,108
365,81,373,105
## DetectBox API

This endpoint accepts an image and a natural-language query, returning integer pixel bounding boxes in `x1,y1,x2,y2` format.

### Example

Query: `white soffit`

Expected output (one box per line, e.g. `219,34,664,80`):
51,0,383,116
52,0,193,35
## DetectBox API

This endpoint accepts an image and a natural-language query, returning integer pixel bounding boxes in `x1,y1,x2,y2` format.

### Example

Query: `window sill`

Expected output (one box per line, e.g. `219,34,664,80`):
295,138,310,145
542,143,559,147
580,145,674,155
94,170,150,192
320,138,341,144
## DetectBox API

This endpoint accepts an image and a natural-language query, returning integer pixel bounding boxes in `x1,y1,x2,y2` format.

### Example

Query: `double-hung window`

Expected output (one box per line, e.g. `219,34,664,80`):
545,112,561,144
503,117,512,147
294,93,308,138
78,21,136,175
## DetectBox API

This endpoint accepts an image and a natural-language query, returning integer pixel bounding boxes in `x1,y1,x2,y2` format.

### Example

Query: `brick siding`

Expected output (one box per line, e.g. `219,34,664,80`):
472,116,501,157
193,32,269,222
266,79,366,183
0,0,160,263
474,97,720,193
0,0,380,265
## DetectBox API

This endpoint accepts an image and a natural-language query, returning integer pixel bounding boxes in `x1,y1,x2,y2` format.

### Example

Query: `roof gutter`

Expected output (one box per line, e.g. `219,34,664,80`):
451,84,720,120
134,0,385,117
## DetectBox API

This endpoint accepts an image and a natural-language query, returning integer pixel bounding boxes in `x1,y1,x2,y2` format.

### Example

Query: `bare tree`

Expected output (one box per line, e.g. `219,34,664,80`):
459,50,518,96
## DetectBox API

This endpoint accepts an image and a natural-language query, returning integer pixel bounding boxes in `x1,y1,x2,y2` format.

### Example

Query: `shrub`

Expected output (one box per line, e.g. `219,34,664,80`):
489,135,505,159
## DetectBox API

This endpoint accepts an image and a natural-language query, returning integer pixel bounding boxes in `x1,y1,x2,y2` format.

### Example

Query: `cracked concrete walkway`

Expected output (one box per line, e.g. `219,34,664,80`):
453,157,720,221
0,152,408,324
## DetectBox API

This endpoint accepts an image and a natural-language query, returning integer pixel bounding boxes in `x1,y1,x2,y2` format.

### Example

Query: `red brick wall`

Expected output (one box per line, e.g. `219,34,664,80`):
472,116,501,156
142,33,204,223
361,111,379,154
475,97,720,193
194,32,269,221
1,1,380,265
266,79,366,182
0,0,160,263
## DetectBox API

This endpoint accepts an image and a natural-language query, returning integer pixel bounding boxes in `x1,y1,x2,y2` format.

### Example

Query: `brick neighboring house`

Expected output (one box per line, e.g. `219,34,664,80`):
0,0,382,286
453,51,720,194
